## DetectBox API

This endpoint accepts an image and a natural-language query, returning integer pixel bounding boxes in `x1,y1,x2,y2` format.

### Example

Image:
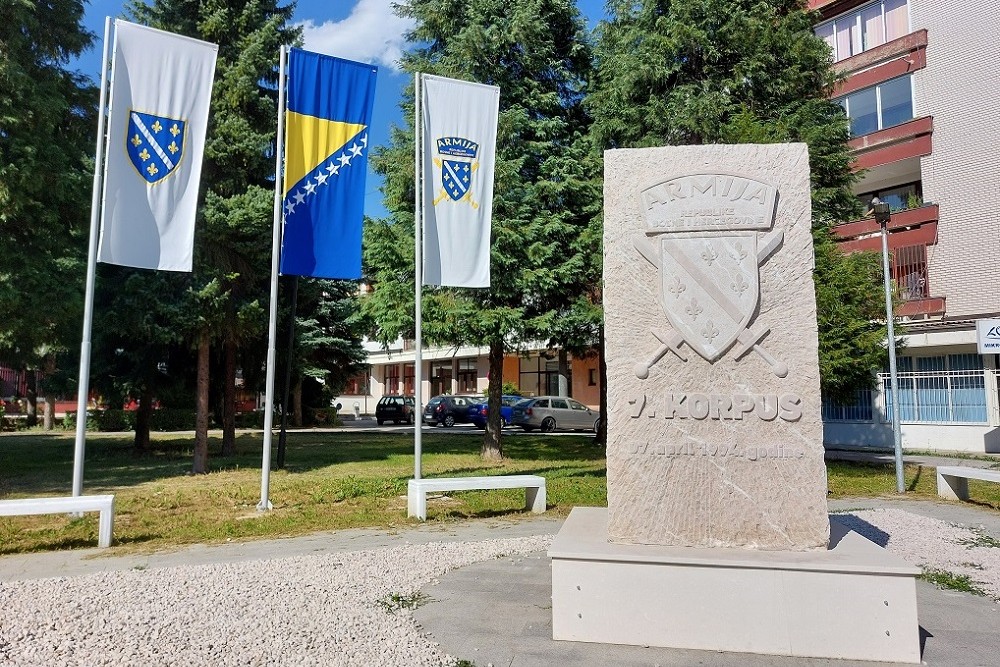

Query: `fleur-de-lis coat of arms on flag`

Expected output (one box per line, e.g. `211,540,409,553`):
126,110,186,184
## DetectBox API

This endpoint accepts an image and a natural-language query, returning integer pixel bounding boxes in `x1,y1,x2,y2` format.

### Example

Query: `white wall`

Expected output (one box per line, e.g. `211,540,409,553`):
913,1,1000,317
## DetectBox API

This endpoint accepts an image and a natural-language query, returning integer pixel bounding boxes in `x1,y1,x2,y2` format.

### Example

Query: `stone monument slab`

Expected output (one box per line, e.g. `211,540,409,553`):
603,144,829,550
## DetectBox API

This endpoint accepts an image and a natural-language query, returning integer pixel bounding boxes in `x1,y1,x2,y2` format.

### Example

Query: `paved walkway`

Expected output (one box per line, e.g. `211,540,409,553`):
825,446,1000,471
414,498,1000,667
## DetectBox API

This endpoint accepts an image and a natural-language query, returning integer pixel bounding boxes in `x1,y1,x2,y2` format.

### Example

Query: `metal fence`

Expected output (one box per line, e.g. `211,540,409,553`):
821,389,874,422
892,244,929,301
879,369,988,424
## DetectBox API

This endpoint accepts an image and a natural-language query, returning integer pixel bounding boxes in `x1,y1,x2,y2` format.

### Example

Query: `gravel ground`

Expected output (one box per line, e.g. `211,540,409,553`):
1,509,997,666
0,536,551,667
835,508,1000,600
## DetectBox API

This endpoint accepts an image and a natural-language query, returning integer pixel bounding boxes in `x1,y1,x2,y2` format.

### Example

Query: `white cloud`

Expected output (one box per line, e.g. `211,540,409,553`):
299,0,415,71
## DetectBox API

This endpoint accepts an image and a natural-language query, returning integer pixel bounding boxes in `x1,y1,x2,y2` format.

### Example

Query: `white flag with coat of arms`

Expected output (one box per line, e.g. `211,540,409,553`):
421,74,499,288
98,20,217,272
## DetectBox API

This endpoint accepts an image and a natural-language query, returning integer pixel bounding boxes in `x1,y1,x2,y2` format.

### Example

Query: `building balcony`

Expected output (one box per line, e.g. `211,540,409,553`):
833,203,938,249
833,30,928,97
832,204,945,318
849,116,933,171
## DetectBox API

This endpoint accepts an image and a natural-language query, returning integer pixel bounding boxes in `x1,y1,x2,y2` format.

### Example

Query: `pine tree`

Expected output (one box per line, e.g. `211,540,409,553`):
588,0,887,401
364,0,599,459
0,0,96,422
128,0,299,470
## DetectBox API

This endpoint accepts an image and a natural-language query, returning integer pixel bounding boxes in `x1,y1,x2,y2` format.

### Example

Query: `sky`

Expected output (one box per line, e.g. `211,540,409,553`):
77,0,607,218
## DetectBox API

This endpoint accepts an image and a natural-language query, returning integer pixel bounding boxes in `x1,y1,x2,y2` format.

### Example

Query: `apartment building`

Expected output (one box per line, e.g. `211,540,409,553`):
811,0,1000,452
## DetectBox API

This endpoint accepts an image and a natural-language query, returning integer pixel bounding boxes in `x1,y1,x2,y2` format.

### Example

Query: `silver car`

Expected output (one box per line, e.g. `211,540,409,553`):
511,396,601,433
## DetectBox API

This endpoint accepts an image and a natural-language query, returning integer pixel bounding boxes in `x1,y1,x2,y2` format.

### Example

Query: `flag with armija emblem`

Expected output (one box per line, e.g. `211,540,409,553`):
421,74,499,288
98,20,217,272
280,49,377,280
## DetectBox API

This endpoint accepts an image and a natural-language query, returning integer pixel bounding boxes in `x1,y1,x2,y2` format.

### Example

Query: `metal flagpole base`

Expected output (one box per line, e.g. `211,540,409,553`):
256,499,273,512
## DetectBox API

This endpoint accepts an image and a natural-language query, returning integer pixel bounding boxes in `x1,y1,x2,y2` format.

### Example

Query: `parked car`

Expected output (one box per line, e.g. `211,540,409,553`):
467,394,522,429
511,396,601,433
422,394,477,427
375,395,415,425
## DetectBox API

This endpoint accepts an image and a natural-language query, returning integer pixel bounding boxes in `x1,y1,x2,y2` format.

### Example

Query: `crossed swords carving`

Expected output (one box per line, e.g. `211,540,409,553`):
432,158,480,208
633,230,789,379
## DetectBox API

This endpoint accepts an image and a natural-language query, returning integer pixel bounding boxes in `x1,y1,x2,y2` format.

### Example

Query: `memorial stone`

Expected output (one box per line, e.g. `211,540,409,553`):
603,144,829,550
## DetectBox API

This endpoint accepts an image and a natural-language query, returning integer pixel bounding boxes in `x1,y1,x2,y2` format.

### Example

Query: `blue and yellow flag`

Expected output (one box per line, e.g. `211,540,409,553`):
280,49,377,279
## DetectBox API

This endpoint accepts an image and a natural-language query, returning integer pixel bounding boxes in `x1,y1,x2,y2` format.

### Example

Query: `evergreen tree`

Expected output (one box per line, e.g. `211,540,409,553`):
0,0,96,422
128,0,299,470
365,0,599,459
588,0,887,400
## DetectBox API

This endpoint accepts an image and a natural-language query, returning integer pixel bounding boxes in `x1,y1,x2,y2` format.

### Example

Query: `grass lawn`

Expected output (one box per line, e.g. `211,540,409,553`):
1,430,998,555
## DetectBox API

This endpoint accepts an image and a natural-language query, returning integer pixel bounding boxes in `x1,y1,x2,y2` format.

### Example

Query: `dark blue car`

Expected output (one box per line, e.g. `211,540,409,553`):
467,395,523,429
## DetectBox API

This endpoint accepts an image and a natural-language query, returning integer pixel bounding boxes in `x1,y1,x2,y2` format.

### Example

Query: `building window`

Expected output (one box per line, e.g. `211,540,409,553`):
836,75,913,137
518,357,570,397
430,361,452,396
857,181,922,213
815,0,909,63
881,355,988,424
386,366,400,394
403,363,414,395
457,358,478,393
588,368,597,386
344,371,370,395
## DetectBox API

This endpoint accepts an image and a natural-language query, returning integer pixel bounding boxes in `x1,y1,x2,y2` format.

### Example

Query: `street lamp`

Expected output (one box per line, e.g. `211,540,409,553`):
871,197,906,493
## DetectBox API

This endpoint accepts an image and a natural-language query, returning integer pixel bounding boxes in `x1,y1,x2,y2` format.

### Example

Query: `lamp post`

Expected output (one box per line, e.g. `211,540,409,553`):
872,198,906,494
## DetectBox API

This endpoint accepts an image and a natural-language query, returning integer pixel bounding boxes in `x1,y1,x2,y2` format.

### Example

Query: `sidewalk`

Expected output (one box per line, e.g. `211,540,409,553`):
825,446,1000,471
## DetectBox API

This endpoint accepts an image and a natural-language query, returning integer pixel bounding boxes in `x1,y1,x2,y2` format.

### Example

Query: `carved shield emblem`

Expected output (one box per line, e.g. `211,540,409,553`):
126,110,185,184
659,233,760,361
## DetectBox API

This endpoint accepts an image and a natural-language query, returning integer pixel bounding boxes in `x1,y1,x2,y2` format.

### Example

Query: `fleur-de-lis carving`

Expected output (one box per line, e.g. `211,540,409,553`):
667,275,686,299
731,275,749,295
685,297,703,320
701,245,718,265
733,242,748,260
701,320,720,342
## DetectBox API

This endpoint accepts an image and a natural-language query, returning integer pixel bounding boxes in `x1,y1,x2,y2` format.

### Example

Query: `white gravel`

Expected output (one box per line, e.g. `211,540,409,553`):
0,535,551,667
1,509,997,666
835,508,1000,600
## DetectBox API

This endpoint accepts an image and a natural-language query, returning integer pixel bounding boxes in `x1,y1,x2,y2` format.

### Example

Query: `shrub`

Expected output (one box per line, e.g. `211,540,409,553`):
234,411,266,429
97,409,133,432
150,408,196,431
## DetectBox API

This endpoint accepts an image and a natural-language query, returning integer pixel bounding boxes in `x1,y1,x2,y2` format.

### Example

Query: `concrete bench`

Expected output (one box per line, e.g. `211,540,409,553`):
936,466,1000,501
0,495,115,548
407,475,546,520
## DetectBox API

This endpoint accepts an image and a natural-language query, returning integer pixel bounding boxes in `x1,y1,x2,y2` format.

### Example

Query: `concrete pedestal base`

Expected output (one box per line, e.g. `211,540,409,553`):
550,507,921,663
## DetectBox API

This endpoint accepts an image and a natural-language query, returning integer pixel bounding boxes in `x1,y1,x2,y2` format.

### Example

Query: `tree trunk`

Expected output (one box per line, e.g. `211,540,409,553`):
193,330,210,474
221,338,237,456
482,338,504,461
557,349,569,397
134,382,153,452
597,325,608,447
292,375,303,427
42,354,56,430
25,369,37,427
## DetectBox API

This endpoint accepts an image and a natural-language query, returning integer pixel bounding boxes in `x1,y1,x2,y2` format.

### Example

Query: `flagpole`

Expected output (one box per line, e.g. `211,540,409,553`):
72,16,113,498
259,44,288,511
414,72,423,481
